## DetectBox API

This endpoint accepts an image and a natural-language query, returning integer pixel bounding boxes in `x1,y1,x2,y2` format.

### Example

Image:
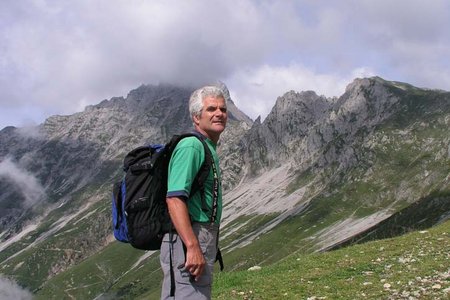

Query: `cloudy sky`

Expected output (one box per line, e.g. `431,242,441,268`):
1,0,449,129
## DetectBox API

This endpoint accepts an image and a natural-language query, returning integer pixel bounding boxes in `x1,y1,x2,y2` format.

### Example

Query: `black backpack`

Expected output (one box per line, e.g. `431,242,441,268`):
112,132,215,250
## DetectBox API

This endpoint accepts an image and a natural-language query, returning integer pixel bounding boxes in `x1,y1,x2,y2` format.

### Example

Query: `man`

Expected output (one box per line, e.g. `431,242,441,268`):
160,85,228,299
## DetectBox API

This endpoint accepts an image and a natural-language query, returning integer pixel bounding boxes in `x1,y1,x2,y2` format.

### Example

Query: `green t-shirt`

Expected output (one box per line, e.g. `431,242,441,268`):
166,136,222,224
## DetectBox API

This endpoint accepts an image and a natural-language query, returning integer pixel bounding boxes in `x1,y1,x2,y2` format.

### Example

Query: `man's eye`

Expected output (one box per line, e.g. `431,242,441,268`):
205,106,227,113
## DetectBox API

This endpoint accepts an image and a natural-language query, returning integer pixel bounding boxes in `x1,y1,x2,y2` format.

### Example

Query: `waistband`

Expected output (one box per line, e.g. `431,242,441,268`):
192,221,220,230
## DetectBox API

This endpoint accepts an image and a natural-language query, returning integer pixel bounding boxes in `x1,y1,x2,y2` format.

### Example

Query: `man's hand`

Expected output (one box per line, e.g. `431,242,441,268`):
184,244,206,281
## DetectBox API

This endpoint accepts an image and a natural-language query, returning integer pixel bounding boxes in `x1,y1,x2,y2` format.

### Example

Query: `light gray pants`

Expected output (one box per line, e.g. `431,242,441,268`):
160,222,219,300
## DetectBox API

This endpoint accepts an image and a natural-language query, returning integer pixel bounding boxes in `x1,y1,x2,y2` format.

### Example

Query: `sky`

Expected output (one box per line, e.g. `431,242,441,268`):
1,0,450,129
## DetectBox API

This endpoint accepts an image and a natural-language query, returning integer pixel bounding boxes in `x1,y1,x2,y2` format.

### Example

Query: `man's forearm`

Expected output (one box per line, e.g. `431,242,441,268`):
166,196,205,279
166,197,199,249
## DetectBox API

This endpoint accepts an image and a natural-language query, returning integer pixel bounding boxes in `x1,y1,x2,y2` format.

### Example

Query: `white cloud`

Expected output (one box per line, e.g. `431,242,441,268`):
0,157,46,207
0,276,33,300
227,64,375,121
0,0,275,120
0,0,449,129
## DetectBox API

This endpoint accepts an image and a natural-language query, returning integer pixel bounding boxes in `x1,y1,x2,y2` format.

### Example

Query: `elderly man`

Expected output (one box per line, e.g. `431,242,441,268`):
160,85,228,300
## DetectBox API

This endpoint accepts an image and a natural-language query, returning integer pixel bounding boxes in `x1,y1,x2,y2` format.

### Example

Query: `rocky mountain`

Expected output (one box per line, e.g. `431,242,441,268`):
0,77,448,298
0,84,250,232
222,77,449,252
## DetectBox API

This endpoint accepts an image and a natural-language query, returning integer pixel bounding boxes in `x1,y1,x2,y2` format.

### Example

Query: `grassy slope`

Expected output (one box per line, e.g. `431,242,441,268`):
32,210,449,299
28,112,449,298
0,185,113,291
213,219,450,300
34,242,162,299
34,214,282,299
213,114,450,272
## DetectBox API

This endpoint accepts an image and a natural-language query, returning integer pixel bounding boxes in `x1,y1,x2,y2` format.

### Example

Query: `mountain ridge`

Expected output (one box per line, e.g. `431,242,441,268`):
0,76,448,298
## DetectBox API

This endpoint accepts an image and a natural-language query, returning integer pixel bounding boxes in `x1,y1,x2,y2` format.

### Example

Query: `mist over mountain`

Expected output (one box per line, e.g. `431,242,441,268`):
0,77,448,298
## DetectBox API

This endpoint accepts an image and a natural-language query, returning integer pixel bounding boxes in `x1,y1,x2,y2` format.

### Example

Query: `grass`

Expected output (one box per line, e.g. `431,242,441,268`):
34,242,152,299
220,210,347,272
213,219,450,299
220,214,279,248
31,203,449,299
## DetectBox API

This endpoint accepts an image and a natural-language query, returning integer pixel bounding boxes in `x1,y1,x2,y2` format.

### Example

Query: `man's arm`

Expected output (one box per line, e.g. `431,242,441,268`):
166,196,205,281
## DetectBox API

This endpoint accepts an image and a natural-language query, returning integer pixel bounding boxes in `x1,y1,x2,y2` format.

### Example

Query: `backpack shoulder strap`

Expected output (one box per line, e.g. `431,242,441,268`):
189,133,219,223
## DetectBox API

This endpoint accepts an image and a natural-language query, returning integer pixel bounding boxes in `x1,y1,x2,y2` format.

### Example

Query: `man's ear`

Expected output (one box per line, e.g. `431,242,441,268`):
193,114,200,125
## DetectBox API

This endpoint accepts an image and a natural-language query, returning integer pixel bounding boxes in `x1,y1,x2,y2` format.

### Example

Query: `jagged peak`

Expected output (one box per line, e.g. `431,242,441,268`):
265,89,330,125
282,89,319,98
275,89,325,107
345,76,381,93
125,83,192,103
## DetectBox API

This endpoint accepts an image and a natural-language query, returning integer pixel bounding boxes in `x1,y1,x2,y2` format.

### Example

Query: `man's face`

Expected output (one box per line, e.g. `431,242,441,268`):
194,96,227,140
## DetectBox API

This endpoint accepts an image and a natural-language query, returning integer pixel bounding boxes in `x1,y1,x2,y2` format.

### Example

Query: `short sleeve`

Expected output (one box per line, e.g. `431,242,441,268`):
166,137,204,199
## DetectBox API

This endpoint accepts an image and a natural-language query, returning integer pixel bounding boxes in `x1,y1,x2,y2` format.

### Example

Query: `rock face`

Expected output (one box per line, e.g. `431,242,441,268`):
0,83,252,232
0,77,449,297
239,78,402,176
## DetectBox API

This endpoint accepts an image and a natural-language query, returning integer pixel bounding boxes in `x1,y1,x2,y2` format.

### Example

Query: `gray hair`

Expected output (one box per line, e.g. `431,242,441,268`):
189,84,228,121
